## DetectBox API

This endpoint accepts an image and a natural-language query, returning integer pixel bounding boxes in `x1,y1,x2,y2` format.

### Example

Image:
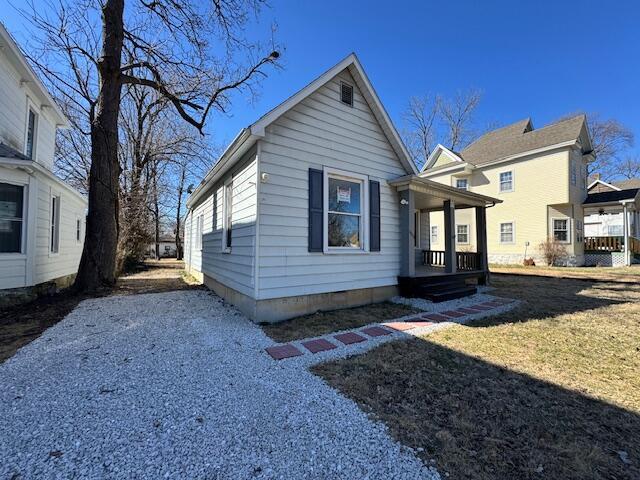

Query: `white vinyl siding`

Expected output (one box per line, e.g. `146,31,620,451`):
184,148,257,297
257,68,407,300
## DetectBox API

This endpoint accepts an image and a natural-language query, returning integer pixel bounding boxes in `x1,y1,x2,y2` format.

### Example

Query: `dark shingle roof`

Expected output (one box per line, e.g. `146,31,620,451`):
0,143,30,161
583,188,639,205
459,115,588,166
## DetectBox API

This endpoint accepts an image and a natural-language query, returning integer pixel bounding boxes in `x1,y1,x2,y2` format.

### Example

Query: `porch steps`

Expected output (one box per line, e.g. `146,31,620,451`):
398,275,478,303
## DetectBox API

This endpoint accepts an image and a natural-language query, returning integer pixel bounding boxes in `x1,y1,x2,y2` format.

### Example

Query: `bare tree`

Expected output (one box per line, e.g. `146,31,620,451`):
439,89,482,152
586,114,634,179
402,94,440,169
612,155,640,180
23,0,279,292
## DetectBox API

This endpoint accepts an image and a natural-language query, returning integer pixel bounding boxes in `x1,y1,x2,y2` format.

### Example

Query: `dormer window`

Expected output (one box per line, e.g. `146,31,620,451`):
455,178,468,190
340,82,353,107
26,108,37,160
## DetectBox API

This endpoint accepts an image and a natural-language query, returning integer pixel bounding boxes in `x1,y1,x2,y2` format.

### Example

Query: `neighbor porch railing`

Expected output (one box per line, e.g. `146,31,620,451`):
584,236,623,252
630,236,640,255
422,250,481,271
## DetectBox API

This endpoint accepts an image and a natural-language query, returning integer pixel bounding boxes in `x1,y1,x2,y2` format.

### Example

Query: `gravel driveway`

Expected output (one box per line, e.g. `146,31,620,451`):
0,290,439,479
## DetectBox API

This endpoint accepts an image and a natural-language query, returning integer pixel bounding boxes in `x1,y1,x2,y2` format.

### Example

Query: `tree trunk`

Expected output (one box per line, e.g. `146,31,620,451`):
175,166,186,260
74,0,125,292
152,160,160,259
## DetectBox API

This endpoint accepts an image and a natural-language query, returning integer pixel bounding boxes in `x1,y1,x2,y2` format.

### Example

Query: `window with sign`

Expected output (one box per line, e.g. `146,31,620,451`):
326,171,366,250
0,183,24,253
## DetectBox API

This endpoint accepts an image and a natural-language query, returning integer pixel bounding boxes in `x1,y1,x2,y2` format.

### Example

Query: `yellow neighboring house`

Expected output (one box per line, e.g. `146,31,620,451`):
420,115,593,266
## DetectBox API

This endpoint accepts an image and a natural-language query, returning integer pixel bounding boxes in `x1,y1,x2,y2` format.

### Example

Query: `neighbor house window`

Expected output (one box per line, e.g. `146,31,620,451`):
607,225,623,236
431,225,438,245
26,109,37,160
0,183,24,253
195,214,203,250
50,195,61,253
413,210,420,248
499,171,513,192
326,171,366,250
500,222,514,243
553,218,570,243
456,224,469,244
222,180,233,251
571,160,577,185
455,178,468,190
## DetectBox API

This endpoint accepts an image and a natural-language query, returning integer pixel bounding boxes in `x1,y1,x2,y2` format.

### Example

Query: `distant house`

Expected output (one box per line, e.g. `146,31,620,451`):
185,54,499,323
0,23,87,296
146,237,177,258
421,116,593,266
583,177,639,266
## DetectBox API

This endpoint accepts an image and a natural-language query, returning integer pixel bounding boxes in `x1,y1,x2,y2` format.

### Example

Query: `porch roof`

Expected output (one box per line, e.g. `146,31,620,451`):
583,188,639,207
389,175,502,209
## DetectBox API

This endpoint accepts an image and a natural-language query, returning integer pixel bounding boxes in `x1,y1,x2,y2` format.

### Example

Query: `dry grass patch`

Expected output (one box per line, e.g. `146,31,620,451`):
491,264,640,283
262,302,422,343
313,275,640,479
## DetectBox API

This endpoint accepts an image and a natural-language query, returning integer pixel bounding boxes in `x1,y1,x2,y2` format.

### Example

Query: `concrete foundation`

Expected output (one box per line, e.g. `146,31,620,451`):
488,253,584,267
203,273,398,323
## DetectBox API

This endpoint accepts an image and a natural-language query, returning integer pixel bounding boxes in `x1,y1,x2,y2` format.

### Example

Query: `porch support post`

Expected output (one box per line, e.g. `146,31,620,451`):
444,199,456,273
623,202,630,266
399,188,415,277
476,206,489,285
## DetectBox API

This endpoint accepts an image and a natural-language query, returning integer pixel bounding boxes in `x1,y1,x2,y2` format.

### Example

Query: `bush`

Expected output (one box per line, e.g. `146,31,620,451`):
538,238,568,266
523,258,536,266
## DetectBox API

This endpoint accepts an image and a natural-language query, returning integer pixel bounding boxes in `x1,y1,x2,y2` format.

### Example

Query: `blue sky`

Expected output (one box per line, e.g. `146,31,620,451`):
3,0,640,155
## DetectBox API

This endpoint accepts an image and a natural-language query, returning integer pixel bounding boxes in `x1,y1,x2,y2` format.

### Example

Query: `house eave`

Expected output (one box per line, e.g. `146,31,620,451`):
389,175,502,207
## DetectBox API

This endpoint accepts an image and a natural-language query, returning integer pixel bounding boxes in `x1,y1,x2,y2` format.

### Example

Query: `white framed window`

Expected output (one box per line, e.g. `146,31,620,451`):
25,107,38,160
50,194,61,254
222,179,233,252
552,218,570,243
571,160,577,185
0,182,25,254
456,224,469,244
323,168,369,252
413,210,420,248
607,224,623,236
499,171,513,192
499,222,515,244
430,225,438,245
455,178,468,190
195,214,203,250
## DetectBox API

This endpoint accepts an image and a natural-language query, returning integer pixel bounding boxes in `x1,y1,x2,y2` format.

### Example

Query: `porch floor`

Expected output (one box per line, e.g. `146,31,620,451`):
413,265,484,278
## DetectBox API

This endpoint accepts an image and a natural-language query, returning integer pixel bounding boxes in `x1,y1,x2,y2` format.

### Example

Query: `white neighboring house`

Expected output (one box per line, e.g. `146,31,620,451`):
184,54,498,323
0,23,87,295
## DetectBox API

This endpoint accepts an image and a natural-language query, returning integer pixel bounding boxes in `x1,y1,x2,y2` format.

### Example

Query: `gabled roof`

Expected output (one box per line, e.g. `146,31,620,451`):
188,53,417,207
583,188,639,205
0,23,68,127
587,178,621,193
459,115,590,166
420,144,466,172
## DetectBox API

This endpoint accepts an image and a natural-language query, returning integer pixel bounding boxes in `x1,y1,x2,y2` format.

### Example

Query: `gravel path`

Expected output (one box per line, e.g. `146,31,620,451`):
0,290,439,479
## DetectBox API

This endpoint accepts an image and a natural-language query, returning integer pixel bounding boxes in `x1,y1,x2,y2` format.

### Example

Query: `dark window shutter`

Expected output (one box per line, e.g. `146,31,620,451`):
308,168,324,252
369,180,381,252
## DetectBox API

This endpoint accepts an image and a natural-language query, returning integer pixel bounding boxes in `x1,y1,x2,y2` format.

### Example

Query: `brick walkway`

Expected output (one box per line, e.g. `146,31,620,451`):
265,297,515,360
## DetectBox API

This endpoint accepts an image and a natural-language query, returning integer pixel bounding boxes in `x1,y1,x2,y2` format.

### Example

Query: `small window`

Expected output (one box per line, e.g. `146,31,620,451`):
26,109,37,159
499,171,513,192
553,218,570,243
571,160,577,185
455,178,468,190
413,210,420,248
500,222,514,243
50,195,61,253
430,225,438,245
327,174,364,249
194,214,203,250
0,183,24,253
340,82,354,107
223,181,233,251
456,224,469,244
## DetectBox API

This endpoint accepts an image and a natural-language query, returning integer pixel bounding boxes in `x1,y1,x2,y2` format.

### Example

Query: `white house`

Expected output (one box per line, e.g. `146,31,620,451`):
185,54,499,322
0,23,87,297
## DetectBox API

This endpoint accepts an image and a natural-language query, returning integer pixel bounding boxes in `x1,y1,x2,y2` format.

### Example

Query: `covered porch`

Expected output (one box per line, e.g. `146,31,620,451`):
389,175,501,301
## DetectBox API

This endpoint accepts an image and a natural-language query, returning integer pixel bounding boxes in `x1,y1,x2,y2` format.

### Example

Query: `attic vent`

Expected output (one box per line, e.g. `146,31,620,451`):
340,82,353,106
